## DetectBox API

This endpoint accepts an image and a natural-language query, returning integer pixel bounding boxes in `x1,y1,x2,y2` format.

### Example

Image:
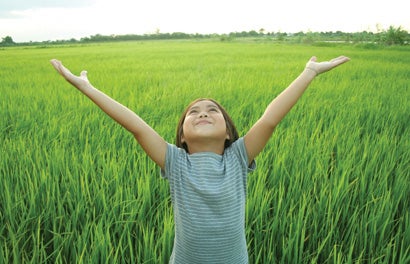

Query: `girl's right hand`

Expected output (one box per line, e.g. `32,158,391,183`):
50,59,90,89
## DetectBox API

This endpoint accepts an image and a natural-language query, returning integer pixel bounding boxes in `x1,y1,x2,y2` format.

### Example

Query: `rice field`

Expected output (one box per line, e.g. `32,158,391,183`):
1,40,409,263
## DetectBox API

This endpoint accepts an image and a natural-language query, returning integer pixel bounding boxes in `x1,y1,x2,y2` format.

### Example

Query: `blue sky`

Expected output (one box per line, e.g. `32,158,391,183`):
0,0,409,42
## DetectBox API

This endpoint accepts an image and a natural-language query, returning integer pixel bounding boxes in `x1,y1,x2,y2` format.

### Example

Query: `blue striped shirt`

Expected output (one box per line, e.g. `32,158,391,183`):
161,137,256,264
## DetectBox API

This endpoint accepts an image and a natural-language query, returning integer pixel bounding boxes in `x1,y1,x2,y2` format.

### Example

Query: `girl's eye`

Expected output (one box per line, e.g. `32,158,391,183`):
188,110,198,115
209,108,218,112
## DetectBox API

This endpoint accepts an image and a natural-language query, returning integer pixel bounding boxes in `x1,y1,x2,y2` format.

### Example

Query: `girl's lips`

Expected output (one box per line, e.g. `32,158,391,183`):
196,120,211,125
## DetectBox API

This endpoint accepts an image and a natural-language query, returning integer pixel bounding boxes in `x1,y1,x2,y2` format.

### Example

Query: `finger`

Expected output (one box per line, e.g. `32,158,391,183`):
50,59,59,66
50,59,62,72
50,59,71,75
51,63,66,77
80,70,89,81
332,56,350,66
331,56,350,63
50,60,76,81
310,56,317,62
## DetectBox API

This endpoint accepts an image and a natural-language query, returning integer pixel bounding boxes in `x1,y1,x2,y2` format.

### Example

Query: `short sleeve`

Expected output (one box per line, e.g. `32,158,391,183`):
160,143,182,179
230,137,256,173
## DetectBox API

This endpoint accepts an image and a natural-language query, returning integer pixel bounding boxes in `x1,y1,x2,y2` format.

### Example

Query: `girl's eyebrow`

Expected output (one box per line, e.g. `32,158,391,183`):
188,106,199,111
188,104,219,111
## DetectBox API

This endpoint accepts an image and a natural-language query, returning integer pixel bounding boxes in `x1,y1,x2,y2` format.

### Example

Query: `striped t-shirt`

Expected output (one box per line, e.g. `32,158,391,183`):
161,137,256,264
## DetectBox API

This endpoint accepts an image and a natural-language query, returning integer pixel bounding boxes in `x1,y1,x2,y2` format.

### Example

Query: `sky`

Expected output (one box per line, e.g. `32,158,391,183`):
0,0,409,43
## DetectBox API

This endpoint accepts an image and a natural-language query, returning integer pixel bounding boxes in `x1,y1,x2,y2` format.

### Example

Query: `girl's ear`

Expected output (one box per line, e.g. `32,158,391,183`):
225,126,230,140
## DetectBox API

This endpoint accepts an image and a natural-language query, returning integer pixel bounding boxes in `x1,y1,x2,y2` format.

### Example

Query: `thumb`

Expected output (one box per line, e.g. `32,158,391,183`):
80,70,89,81
310,56,317,62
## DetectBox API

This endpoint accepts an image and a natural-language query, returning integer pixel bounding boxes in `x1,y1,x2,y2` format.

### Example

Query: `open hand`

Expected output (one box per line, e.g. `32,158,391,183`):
50,59,90,89
305,56,350,75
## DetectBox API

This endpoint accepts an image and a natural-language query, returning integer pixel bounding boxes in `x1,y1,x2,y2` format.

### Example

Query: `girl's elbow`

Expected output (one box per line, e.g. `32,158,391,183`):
260,117,277,132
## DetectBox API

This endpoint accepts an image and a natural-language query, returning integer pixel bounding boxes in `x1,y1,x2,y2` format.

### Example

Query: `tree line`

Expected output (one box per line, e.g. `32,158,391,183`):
1,26,409,47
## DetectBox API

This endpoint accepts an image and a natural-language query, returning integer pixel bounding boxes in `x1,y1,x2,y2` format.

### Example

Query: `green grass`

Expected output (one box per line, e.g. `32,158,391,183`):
1,41,409,263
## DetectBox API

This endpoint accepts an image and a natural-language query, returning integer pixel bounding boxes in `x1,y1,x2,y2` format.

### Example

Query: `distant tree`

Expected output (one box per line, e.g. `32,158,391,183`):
276,32,287,41
384,26,408,45
248,30,259,37
1,36,15,45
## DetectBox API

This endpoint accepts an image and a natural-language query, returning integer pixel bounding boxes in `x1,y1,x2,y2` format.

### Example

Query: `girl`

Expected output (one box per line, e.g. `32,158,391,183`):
50,55,349,263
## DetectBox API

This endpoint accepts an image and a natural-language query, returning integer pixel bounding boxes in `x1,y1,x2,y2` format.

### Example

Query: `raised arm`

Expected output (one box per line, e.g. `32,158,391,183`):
244,56,350,163
50,59,167,169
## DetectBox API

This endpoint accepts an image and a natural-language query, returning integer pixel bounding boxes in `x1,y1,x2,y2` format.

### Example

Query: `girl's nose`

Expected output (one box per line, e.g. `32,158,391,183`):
199,111,208,118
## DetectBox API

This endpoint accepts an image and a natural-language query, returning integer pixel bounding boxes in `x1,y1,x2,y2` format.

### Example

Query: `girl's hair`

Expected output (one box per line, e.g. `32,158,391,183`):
176,98,239,152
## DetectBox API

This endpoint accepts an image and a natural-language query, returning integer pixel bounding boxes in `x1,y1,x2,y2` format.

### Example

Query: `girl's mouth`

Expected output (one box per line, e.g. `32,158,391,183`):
196,120,211,125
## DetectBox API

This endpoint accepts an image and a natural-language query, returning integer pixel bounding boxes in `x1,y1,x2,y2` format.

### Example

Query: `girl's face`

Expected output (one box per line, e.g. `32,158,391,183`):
181,100,230,147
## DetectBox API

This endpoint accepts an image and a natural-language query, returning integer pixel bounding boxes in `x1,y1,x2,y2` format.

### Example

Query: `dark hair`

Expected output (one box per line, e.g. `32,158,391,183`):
176,98,239,152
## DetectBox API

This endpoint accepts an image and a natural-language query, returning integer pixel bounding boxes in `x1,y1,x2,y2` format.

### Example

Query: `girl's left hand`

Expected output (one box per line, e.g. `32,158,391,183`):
305,56,350,75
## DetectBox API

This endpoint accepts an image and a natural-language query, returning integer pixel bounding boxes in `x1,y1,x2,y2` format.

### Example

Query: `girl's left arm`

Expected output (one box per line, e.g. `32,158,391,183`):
244,56,350,164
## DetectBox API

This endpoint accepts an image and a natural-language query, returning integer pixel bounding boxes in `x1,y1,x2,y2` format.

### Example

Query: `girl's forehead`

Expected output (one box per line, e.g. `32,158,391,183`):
189,100,218,109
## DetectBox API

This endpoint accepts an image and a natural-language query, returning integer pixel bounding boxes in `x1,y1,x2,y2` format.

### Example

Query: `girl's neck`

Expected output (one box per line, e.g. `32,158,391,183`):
186,140,225,155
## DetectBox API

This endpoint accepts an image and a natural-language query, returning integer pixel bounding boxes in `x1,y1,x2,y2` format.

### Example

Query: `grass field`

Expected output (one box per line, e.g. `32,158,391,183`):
1,40,409,263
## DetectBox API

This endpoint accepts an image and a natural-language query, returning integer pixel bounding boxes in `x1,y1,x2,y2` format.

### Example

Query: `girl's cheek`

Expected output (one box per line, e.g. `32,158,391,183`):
184,116,192,123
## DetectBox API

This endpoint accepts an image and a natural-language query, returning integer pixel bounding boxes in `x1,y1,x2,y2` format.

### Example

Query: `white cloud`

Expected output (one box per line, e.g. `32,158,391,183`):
0,0,94,13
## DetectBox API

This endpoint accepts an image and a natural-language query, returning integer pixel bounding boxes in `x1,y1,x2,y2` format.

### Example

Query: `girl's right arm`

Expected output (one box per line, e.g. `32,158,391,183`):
244,56,350,164
50,59,166,169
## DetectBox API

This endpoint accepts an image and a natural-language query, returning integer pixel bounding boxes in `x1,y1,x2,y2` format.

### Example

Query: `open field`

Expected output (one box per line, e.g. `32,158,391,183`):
1,41,409,263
